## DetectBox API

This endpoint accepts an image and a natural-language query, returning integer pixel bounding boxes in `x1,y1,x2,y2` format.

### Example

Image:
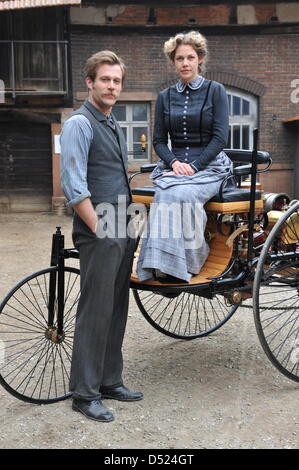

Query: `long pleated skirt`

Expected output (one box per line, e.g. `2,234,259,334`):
136,151,233,282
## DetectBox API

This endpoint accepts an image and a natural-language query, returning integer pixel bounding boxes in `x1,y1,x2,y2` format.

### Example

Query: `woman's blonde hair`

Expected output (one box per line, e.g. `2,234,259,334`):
84,50,126,83
164,31,208,74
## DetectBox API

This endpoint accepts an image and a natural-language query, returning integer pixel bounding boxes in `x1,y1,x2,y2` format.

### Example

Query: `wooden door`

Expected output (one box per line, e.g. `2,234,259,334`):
0,122,52,208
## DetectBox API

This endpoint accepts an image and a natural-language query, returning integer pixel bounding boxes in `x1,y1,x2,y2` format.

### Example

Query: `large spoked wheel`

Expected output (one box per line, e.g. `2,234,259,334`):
253,201,299,382
133,288,239,340
0,266,80,403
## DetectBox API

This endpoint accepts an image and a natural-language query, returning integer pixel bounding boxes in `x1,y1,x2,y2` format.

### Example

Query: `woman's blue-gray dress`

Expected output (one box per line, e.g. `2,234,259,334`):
136,76,233,282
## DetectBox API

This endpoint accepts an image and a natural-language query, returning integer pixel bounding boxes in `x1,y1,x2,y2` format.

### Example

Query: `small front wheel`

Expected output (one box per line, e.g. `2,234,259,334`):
0,266,80,404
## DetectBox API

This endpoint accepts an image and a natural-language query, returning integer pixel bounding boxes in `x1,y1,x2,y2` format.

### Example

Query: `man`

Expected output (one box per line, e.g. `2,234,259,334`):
60,51,143,423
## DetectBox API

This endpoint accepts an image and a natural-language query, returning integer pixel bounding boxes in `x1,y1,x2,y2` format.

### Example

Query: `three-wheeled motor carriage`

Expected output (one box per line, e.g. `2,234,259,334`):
0,129,298,405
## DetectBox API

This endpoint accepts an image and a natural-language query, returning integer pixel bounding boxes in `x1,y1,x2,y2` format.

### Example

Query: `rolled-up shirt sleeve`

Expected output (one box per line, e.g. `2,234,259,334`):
60,115,93,207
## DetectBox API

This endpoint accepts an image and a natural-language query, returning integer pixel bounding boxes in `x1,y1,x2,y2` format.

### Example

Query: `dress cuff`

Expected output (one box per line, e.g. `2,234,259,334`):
190,162,199,173
169,158,178,167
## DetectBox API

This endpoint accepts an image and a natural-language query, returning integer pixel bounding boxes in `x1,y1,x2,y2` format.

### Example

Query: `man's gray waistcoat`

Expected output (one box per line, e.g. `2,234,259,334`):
73,100,131,204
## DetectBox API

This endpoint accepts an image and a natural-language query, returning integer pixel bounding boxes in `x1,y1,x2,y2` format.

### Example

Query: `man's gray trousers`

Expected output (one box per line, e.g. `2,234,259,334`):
69,212,135,400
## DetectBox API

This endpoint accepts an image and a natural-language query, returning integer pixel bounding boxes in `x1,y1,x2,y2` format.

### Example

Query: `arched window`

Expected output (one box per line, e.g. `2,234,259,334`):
226,88,258,150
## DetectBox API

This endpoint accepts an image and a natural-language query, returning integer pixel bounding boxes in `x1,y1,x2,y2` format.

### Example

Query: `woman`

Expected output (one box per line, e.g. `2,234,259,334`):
137,31,233,283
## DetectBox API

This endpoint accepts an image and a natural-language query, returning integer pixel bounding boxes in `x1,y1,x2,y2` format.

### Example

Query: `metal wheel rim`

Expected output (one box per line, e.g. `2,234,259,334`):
133,289,238,340
0,266,80,403
253,201,299,383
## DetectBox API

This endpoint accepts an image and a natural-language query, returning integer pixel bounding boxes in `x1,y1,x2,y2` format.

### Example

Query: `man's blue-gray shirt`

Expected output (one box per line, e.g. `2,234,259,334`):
60,114,93,207
60,100,130,207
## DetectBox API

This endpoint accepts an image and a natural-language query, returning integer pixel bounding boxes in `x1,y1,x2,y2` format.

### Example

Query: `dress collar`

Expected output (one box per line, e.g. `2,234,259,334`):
176,75,205,93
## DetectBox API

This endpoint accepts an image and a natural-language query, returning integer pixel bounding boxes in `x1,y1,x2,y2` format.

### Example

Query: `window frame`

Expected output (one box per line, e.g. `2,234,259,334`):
113,102,151,162
0,7,70,102
226,87,258,150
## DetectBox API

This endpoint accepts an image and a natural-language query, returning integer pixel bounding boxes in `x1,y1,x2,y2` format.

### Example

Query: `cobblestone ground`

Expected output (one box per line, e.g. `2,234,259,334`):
0,213,298,450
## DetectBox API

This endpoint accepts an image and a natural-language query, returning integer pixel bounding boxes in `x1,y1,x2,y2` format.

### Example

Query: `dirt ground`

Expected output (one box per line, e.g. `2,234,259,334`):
0,212,298,450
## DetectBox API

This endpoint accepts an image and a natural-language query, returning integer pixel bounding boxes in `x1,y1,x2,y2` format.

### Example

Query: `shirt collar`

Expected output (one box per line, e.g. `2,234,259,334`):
176,75,205,93
84,99,109,122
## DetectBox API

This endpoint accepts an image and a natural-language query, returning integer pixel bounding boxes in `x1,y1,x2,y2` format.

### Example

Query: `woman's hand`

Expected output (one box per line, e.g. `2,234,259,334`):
171,161,195,176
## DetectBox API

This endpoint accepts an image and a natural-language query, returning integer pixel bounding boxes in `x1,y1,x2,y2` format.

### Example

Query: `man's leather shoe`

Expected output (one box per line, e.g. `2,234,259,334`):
72,398,114,422
100,385,143,402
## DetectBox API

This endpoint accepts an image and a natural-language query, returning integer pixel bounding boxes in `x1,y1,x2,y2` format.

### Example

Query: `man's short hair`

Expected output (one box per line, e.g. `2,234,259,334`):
84,50,126,83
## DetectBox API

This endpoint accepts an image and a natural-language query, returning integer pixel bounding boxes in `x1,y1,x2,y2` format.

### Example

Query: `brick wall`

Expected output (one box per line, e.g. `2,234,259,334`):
155,6,230,25
69,1,299,195
71,30,299,164
71,2,299,26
